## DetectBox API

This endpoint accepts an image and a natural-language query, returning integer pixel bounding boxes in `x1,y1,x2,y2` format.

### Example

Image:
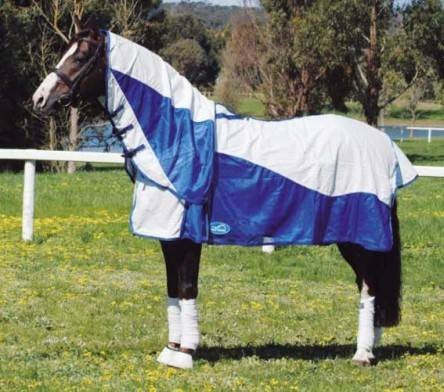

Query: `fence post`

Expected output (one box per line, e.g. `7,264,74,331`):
22,160,36,241
428,129,432,143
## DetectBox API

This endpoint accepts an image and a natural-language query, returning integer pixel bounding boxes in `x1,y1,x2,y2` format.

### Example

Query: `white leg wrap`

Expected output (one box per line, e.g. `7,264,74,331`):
166,351,193,369
353,295,377,364
167,297,181,344
179,299,199,351
357,296,375,352
262,245,275,254
262,237,275,254
157,346,179,367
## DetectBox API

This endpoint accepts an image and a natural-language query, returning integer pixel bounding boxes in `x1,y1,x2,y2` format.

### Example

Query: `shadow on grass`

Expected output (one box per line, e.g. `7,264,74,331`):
406,153,444,164
78,164,123,172
197,343,439,363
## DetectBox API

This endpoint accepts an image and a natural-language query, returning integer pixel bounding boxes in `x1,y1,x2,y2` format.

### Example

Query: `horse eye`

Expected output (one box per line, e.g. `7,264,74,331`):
74,56,86,63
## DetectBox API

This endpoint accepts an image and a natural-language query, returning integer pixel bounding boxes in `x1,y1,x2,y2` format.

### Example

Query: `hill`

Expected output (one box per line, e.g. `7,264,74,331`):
161,1,264,29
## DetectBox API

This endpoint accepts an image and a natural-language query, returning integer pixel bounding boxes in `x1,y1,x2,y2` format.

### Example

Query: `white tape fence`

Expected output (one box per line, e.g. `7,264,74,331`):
0,148,443,242
405,127,444,143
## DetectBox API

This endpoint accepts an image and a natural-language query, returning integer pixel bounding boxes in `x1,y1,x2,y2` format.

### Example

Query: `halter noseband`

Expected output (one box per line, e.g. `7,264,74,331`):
53,34,104,106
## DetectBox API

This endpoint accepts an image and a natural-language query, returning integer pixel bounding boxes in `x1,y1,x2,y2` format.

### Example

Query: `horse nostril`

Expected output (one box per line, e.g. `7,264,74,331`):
33,95,46,112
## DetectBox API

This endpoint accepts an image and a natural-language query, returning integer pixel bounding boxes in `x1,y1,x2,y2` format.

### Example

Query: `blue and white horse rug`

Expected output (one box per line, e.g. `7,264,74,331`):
105,32,417,253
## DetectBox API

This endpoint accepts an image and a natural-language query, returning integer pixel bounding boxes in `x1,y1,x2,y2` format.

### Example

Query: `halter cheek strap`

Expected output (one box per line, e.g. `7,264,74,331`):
53,68,74,89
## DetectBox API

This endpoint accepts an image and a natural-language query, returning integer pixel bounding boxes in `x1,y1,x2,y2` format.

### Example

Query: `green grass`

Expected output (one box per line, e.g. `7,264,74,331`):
400,139,444,167
228,96,444,127
235,96,266,118
0,142,443,391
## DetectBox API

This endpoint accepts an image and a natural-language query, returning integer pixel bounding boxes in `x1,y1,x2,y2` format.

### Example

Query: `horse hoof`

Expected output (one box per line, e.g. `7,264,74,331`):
352,349,376,366
168,351,193,369
352,358,375,367
158,348,193,369
157,346,179,367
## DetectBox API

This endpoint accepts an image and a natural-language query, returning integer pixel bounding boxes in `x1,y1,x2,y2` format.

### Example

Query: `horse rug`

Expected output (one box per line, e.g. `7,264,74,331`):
105,31,417,252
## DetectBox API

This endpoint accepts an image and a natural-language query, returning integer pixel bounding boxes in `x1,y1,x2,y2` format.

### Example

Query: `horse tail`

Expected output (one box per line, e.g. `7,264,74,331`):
374,200,402,327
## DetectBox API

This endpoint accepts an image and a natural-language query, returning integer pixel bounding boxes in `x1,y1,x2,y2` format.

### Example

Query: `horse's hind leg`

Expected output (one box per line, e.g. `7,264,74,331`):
177,239,201,354
338,242,381,366
339,203,402,366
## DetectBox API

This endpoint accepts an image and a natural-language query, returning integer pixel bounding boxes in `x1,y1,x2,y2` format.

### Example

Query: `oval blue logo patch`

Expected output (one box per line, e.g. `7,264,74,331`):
210,221,231,235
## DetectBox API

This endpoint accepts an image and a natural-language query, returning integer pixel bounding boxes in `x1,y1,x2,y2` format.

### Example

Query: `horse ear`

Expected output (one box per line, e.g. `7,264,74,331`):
84,15,99,33
73,14,83,34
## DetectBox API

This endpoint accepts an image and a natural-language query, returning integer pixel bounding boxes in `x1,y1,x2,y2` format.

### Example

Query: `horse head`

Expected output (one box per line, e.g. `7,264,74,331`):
32,15,105,114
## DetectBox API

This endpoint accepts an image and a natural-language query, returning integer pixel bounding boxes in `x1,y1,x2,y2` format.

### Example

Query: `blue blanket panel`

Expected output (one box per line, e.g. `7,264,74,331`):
208,153,392,251
112,69,215,205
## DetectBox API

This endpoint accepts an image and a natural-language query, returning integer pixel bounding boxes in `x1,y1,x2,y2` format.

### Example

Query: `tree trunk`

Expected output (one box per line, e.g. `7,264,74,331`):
378,107,385,128
363,2,382,127
67,107,79,174
49,117,57,151
48,117,59,172
298,68,311,115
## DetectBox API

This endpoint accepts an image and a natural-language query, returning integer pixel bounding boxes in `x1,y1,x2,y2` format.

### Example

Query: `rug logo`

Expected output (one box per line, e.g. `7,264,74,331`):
210,221,231,235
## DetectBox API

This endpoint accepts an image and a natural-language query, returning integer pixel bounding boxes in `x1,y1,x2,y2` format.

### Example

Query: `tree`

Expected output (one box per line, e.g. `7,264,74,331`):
219,0,442,125
402,0,444,79
326,0,442,126
160,39,208,85
218,2,331,118
0,3,50,169
258,0,330,117
158,15,221,88
215,12,261,98
0,0,164,171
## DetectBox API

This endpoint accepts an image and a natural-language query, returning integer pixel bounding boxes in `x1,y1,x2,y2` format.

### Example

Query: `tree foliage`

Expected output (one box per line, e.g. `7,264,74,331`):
159,15,221,87
219,0,443,125
402,0,444,78
0,0,442,167
0,0,221,171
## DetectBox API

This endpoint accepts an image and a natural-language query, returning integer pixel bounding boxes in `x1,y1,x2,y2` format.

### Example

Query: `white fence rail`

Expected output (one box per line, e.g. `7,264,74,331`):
0,149,124,164
0,149,443,242
0,149,123,241
405,127,444,143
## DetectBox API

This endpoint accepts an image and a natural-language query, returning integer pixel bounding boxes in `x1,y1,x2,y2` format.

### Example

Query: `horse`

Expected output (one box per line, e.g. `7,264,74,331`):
32,17,417,369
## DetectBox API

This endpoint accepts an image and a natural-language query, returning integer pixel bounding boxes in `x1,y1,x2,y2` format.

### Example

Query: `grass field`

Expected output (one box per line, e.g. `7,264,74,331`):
0,141,443,391
398,139,444,167
228,96,444,127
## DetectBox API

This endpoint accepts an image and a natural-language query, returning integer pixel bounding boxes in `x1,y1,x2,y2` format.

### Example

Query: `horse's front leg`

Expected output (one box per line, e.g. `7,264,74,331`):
175,239,201,368
157,240,181,366
157,239,201,369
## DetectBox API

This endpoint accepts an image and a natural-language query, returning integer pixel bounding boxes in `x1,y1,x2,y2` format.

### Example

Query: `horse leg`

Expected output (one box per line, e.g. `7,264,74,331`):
338,243,383,366
338,202,402,366
174,239,201,368
157,239,201,369
354,278,379,366
157,239,184,366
